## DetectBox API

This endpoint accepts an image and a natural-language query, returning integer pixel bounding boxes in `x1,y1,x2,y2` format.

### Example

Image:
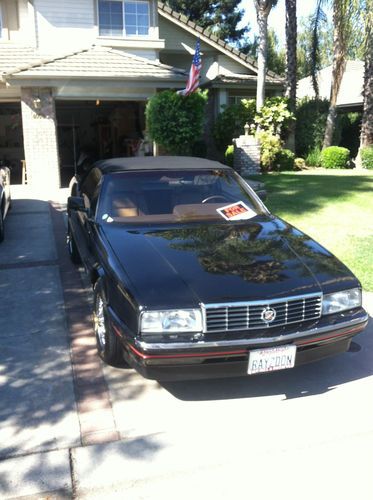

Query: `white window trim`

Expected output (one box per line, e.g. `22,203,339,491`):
228,94,256,106
0,2,8,41
97,0,151,38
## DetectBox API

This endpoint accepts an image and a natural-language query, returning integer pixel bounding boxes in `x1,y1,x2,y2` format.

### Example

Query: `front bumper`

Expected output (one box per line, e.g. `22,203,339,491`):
109,307,369,380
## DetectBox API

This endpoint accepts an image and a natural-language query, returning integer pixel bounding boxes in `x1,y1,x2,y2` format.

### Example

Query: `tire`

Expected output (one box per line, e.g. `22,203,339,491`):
93,279,123,365
0,209,4,243
67,221,81,264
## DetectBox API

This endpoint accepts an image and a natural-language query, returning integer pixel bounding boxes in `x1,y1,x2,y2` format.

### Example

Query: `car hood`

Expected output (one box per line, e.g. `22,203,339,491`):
102,215,358,309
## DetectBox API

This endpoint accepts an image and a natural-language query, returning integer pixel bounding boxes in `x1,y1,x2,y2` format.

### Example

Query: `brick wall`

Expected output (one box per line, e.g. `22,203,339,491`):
21,87,60,190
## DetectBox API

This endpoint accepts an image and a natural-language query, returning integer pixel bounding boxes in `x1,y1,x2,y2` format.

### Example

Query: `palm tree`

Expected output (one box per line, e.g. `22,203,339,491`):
359,1,373,149
285,0,297,151
311,0,361,149
322,0,351,148
254,0,278,112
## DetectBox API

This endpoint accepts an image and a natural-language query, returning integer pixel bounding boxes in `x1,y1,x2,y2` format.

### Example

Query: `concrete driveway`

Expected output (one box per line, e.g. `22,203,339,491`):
0,186,372,499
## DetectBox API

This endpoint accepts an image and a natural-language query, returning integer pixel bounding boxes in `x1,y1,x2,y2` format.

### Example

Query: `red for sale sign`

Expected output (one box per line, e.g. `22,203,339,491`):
216,201,257,221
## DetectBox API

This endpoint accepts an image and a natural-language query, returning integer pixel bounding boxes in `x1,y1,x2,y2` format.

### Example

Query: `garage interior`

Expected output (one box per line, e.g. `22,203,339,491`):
0,100,152,187
56,100,150,187
0,102,25,184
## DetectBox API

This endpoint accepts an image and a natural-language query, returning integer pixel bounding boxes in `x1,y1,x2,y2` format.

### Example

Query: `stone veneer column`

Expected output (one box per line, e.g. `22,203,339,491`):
233,127,261,175
21,87,60,190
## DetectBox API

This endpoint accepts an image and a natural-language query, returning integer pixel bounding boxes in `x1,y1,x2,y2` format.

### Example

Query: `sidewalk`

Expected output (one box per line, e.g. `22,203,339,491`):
0,185,372,499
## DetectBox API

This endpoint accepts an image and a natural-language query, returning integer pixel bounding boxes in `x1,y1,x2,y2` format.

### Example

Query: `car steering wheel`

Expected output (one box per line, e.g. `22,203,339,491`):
201,195,228,204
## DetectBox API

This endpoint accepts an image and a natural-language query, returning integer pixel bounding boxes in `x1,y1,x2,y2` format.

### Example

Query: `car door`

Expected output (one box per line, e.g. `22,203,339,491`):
0,167,11,216
71,167,102,267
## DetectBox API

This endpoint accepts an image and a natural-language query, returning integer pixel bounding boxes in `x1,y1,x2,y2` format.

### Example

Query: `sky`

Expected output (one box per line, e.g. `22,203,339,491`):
238,1,321,47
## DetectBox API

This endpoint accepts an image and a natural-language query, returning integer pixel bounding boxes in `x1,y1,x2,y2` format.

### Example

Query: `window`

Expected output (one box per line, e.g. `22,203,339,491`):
97,169,264,224
228,94,256,106
98,0,149,37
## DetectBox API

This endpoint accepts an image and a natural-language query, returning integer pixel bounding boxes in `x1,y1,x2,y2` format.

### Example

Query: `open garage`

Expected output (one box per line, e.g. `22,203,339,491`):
0,102,25,184
55,100,149,187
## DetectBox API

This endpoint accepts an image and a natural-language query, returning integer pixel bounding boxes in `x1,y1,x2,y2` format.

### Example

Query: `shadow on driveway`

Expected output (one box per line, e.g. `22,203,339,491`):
0,197,80,460
161,316,373,402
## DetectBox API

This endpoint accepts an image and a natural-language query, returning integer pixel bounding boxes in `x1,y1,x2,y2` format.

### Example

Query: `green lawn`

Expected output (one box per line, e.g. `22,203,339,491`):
252,170,373,291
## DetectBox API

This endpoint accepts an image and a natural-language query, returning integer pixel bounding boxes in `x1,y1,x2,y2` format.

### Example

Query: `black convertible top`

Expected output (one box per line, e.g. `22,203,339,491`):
94,156,231,173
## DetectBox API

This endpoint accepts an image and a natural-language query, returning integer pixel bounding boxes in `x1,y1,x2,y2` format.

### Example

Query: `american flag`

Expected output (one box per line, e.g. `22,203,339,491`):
178,38,202,96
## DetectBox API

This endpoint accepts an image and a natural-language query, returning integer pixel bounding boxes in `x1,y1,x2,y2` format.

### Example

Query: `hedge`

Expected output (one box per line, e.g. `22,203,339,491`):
361,146,373,169
274,149,295,171
145,90,208,155
320,146,350,169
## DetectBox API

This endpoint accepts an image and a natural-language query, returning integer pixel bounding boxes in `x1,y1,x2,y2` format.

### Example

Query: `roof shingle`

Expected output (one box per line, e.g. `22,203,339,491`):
297,61,364,107
1,45,186,80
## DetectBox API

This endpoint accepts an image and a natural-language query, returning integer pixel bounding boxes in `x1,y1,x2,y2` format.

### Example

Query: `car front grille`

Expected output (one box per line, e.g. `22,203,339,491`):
204,293,322,332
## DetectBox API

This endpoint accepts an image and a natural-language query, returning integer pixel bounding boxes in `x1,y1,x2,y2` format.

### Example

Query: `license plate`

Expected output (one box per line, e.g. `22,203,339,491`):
248,345,297,375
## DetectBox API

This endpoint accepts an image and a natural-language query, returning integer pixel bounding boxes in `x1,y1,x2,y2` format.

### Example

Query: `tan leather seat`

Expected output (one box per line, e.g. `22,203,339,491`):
112,193,139,217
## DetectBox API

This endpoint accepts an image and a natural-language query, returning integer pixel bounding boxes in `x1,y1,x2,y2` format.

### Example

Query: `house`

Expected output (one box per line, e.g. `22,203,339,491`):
297,60,364,112
0,0,283,189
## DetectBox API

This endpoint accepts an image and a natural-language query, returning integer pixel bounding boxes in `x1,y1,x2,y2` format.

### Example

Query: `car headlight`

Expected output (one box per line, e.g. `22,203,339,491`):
322,288,362,315
140,309,203,334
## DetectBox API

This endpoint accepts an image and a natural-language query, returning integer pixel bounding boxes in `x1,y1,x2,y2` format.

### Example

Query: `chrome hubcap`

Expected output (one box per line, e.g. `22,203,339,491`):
94,296,106,348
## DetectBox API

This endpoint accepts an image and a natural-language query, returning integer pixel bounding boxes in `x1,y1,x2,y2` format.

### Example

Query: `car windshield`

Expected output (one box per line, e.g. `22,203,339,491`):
97,169,266,224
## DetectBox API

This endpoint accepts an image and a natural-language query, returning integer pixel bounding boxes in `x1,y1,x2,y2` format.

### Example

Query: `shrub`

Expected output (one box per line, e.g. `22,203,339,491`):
361,146,373,169
305,148,322,167
320,146,350,169
213,99,256,152
295,98,342,157
294,157,306,170
274,149,295,171
224,144,234,167
213,97,295,153
146,90,208,155
256,131,282,171
254,97,295,137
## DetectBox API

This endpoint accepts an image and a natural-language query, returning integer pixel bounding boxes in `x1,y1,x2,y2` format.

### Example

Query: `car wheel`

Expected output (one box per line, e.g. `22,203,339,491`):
0,209,4,243
93,280,123,365
67,222,81,264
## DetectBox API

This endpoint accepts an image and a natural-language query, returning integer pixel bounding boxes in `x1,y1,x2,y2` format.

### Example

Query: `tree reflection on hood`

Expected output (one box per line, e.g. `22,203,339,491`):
148,222,288,284
144,217,350,286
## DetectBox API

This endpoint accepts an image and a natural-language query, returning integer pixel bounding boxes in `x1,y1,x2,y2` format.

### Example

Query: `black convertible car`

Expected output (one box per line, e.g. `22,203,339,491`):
67,157,368,380
0,166,11,243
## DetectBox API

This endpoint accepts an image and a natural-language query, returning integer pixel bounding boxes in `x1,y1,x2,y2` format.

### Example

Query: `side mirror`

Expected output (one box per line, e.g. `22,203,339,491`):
68,196,87,213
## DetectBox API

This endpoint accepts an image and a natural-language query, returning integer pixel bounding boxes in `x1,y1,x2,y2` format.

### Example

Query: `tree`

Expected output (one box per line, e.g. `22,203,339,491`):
165,0,247,43
360,0,373,148
299,10,364,80
253,0,278,112
240,29,285,76
310,0,362,149
323,1,352,148
213,99,256,152
297,15,333,79
285,0,297,151
266,29,286,76
146,90,208,155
